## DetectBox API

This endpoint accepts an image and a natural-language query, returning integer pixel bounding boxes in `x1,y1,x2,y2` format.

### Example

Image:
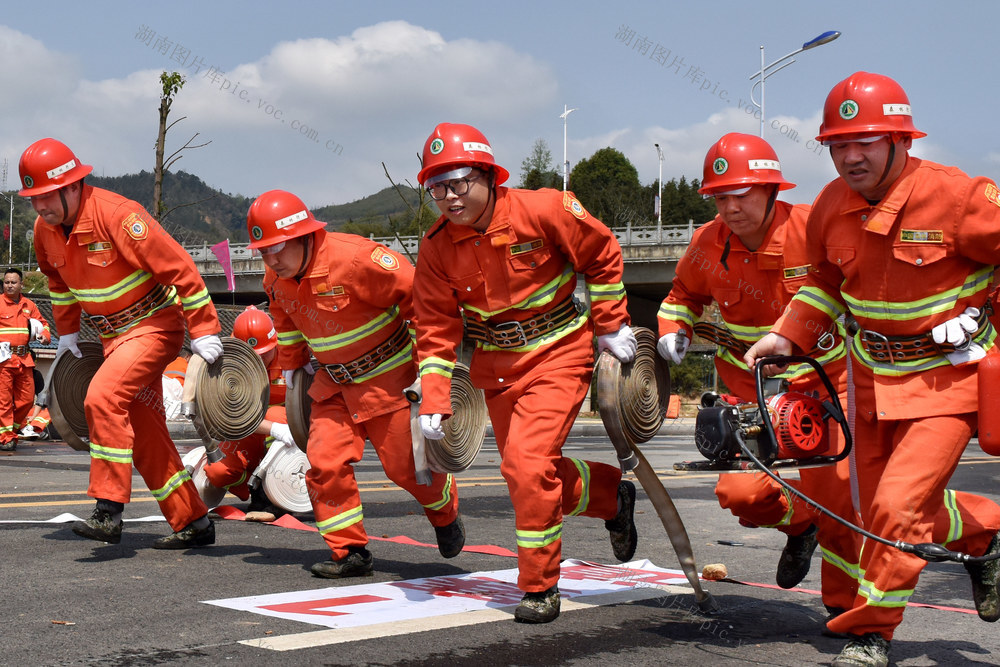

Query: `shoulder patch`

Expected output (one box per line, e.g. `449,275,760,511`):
985,183,1000,209
370,246,399,271
122,212,149,241
899,229,944,243
563,192,588,220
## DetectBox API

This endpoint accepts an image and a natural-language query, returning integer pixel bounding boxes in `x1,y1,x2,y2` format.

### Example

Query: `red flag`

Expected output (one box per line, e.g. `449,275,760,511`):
209,239,235,292
2,225,9,241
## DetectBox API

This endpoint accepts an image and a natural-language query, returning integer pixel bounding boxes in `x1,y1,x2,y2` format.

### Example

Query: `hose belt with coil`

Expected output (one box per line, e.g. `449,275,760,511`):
596,326,718,612
405,362,488,484
182,337,269,461
47,341,105,452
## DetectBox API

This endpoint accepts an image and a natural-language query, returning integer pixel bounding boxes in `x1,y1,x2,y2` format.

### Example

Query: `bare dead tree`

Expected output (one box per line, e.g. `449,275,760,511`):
153,71,211,221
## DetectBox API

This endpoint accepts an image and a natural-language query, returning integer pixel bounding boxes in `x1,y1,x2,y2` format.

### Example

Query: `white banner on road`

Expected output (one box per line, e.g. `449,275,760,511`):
205,559,691,630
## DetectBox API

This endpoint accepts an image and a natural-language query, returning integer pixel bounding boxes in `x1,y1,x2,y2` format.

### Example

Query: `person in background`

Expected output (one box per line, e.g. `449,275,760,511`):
0,267,50,451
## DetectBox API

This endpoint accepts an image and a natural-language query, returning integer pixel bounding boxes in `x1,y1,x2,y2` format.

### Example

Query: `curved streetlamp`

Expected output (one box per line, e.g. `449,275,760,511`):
560,105,577,191
749,30,841,137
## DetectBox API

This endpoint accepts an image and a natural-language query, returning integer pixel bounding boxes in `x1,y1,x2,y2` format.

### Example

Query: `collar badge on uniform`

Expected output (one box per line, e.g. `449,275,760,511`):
87,241,113,252
509,239,544,255
783,265,810,279
985,183,1000,209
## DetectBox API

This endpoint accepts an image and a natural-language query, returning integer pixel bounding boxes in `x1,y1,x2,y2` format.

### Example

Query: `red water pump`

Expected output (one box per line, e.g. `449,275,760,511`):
676,355,851,472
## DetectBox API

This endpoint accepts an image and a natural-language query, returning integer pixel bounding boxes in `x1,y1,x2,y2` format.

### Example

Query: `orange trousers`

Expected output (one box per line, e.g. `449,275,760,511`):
27,407,52,431
715,455,862,611
826,412,1000,640
0,362,34,445
306,396,459,560
487,361,622,593
204,406,285,501
84,329,207,531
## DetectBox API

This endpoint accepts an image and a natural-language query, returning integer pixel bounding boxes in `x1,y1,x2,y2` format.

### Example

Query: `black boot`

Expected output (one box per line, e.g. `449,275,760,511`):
776,524,818,589
153,517,215,549
72,500,124,544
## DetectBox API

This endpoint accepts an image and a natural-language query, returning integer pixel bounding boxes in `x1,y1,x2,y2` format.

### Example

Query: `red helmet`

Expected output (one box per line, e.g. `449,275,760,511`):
698,133,795,196
816,72,926,143
18,138,93,197
246,190,326,250
417,123,510,186
232,305,277,353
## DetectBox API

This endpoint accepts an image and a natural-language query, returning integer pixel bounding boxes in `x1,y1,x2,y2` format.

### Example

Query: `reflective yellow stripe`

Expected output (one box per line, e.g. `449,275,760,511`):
588,281,626,303
858,576,913,608
69,270,152,305
658,303,696,328
516,523,563,549
942,489,963,545
845,267,992,323
422,474,454,512
820,545,861,582
50,290,77,306
420,357,455,379
180,287,211,311
566,459,591,516
89,442,133,465
756,487,795,528
151,469,192,502
277,330,307,346
317,505,364,535
462,264,575,320
791,286,847,321
308,307,398,354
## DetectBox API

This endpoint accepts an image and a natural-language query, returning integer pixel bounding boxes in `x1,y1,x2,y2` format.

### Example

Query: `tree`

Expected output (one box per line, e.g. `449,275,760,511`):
153,71,211,220
568,147,646,227
519,139,561,190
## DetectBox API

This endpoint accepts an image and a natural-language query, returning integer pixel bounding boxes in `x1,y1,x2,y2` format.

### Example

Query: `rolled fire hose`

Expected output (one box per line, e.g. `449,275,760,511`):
596,326,718,612
404,363,488,481
285,364,316,453
182,337,269,462
47,341,105,452
259,443,313,513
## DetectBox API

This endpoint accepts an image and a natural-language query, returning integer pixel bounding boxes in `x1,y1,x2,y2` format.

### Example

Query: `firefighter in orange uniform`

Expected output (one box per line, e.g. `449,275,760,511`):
203,305,294,511
20,138,223,549
746,73,1000,667
412,123,639,624
247,189,463,579
657,133,862,621
0,267,51,451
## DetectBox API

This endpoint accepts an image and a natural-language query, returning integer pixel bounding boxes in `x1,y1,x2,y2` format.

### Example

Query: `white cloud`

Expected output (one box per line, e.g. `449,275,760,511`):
0,21,559,207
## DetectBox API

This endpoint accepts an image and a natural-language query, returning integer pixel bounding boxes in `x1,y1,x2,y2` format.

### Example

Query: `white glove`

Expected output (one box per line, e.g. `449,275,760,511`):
282,362,315,390
57,332,82,358
932,307,985,365
192,334,224,364
657,331,690,365
269,422,296,448
420,413,446,440
597,324,637,363
29,318,46,342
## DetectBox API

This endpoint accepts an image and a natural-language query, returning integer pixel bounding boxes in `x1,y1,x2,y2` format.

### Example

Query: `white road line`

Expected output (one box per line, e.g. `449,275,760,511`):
241,584,692,651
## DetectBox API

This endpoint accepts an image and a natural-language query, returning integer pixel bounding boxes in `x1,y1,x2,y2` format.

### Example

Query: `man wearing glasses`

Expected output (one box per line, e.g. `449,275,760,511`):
411,123,639,624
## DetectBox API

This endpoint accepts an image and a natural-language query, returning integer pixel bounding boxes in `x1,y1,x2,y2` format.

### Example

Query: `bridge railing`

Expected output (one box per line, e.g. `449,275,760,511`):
185,223,696,271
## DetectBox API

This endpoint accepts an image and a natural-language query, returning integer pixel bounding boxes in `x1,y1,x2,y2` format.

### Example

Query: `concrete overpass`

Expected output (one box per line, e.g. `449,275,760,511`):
189,222,695,330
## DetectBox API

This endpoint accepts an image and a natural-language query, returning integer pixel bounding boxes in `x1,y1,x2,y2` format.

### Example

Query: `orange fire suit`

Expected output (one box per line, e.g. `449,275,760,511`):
0,294,50,446
163,356,189,386
204,357,288,500
26,407,52,433
34,184,220,531
658,201,862,611
265,229,459,561
772,157,1000,640
413,188,628,593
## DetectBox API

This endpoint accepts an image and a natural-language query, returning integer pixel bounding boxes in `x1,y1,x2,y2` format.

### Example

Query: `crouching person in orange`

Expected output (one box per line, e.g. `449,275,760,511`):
247,189,463,579
657,133,861,626
20,138,223,548
204,305,293,515
412,123,638,624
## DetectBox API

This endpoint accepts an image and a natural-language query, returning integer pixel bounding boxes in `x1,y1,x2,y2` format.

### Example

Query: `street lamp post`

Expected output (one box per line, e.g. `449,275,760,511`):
559,105,577,191
749,30,841,137
654,143,663,235
0,191,13,264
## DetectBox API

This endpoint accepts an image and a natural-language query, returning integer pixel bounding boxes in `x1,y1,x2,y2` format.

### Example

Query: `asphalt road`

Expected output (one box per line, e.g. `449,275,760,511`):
1,430,998,666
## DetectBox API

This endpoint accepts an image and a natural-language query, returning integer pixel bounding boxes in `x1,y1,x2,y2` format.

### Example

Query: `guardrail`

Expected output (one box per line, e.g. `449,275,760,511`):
184,223,697,267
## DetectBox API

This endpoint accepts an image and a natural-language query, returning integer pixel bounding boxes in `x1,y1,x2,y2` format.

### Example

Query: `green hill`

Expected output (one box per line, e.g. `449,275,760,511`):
88,171,426,245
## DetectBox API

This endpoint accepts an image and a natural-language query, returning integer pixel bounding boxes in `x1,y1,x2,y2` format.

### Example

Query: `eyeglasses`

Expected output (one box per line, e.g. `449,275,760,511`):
257,241,287,256
426,174,481,201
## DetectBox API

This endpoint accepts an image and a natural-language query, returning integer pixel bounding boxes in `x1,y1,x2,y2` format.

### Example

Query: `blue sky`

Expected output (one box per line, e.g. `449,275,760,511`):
2,2,997,218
